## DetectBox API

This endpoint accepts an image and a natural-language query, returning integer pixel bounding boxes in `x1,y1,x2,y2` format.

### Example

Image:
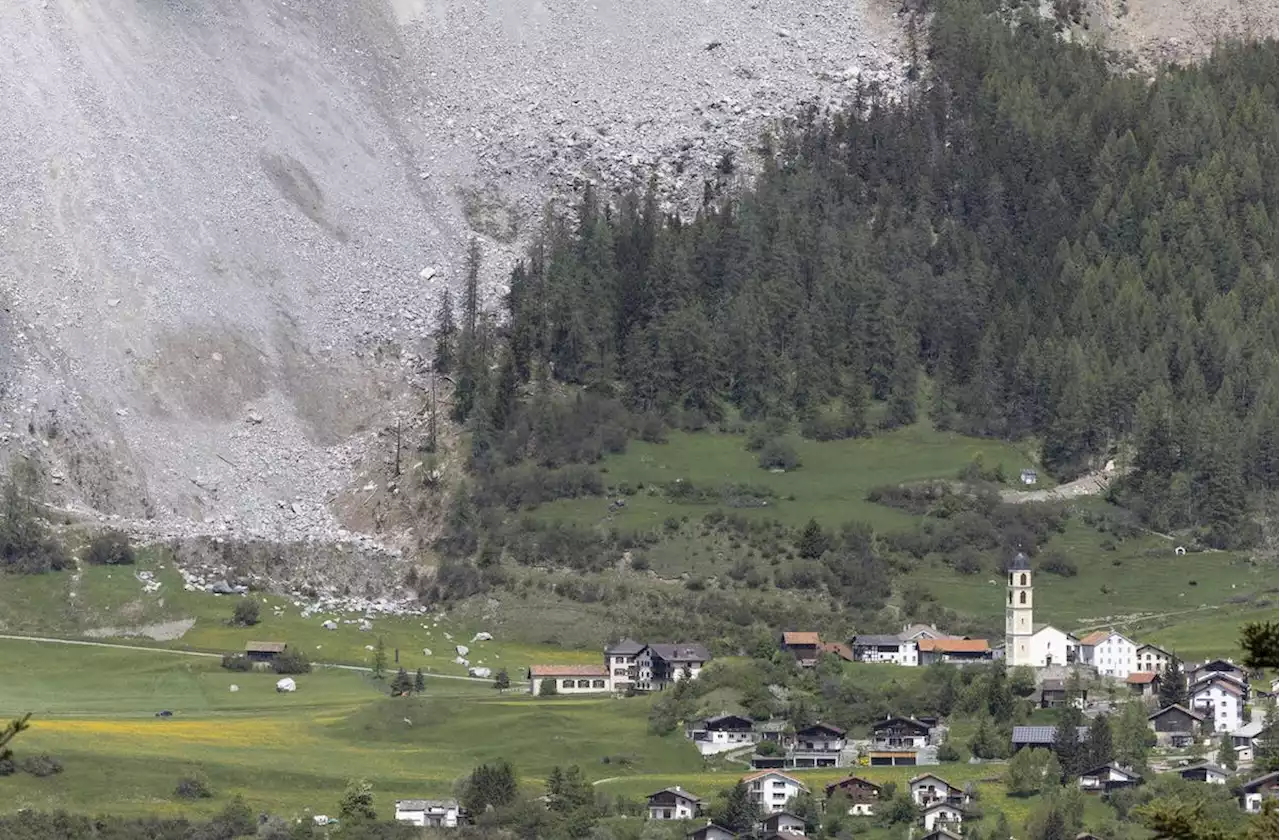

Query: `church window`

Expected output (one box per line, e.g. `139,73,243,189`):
1020,573,1027,586
1019,592,1027,604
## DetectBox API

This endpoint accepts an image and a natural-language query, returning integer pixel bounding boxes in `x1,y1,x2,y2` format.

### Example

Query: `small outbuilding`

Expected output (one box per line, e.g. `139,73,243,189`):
246,641,288,663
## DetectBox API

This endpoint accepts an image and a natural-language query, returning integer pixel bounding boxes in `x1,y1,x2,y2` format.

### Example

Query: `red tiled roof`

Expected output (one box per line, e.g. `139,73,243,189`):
1127,672,1159,684
918,638,989,653
822,642,855,661
782,632,822,646
529,664,608,677
1079,631,1109,646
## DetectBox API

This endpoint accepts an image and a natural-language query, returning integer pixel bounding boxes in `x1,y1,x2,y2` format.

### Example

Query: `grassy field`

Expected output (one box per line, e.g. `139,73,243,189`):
536,424,1038,531
1,638,1122,834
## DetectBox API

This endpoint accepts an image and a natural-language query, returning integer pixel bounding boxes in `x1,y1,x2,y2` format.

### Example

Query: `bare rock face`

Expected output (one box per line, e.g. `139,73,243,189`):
0,0,905,555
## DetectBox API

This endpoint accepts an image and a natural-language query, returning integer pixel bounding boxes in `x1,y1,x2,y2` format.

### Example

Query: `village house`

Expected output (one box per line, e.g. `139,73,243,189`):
527,664,611,695
851,633,919,666
919,829,963,840
1011,725,1088,753
1028,625,1079,667
788,722,846,768
908,773,967,807
605,639,645,693
1037,679,1088,709
636,643,711,691
1135,643,1178,674
1176,763,1230,784
1189,674,1246,732
868,715,937,766
780,632,824,668
1232,719,1267,762
1078,763,1143,794
1077,631,1136,678
1147,704,1206,748
1126,671,1161,700
824,775,881,815
687,713,757,756
245,641,288,665
1188,659,1247,686
899,623,953,642
687,823,736,840
922,801,964,832
647,787,701,821
1240,771,1279,813
917,638,992,666
394,799,460,828
743,770,808,813
758,810,806,835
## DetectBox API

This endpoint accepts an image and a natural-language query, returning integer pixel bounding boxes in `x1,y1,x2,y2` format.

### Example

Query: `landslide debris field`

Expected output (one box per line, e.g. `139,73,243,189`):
0,0,903,548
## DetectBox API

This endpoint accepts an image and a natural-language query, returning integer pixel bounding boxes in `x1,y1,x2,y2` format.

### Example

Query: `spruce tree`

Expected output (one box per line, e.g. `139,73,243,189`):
413,668,426,694
371,636,387,681
1051,706,1085,778
797,519,829,559
1084,714,1113,769
433,289,457,375
1158,659,1185,708
390,667,413,696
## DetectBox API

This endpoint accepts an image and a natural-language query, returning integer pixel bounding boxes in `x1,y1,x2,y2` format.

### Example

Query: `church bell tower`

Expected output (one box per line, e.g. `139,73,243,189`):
1005,552,1034,667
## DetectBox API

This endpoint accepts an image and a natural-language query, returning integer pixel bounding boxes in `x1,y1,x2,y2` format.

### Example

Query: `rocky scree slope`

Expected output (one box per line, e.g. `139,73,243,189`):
0,0,906,567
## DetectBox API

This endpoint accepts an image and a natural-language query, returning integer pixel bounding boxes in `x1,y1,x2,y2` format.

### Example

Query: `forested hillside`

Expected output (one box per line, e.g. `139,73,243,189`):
435,0,1277,563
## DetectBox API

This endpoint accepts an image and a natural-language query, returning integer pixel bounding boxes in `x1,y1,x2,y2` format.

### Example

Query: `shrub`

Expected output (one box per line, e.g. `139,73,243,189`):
630,554,651,571
0,758,14,776
220,654,253,672
1040,551,1078,577
231,598,260,626
21,754,62,777
539,678,558,697
84,530,134,565
175,776,213,799
937,740,961,762
758,438,801,472
272,649,312,675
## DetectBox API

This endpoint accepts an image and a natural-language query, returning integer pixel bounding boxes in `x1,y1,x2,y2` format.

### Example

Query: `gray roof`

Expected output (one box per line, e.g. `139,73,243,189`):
854,634,905,647
1041,679,1066,691
396,799,458,810
1178,763,1229,777
1242,771,1279,792
647,643,711,662
648,787,701,802
1012,725,1087,745
1081,762,1141,781
1009,552,1031,571
1148,704,1205,721
606,638,646,655
1233,720,1267,739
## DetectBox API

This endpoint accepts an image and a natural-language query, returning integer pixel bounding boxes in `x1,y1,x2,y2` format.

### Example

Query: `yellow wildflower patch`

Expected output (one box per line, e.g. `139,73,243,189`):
37,718,298,748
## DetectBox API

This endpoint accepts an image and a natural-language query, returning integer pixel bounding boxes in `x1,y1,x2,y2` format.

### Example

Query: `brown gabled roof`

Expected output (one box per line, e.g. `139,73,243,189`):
1192,676,1244,697
821,642,855,661
1127,672,1159,684
529,664,608,677
782,632,822,646
824,775,881,795
1147,703,1205,722
918,638,989,653
245,641,287,653
1078,631,1109,646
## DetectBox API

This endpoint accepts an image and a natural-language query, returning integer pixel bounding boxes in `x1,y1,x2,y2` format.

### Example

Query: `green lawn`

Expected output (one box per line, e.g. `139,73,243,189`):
536,425,1037,531
919,516,1265,634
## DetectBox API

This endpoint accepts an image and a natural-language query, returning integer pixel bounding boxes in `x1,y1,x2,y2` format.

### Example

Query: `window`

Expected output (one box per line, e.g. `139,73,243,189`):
562,680,574,688
592,679,606,688
1020,573,1027,586
1008,591,1013,605
1019,592,1027,604
578,679,591,688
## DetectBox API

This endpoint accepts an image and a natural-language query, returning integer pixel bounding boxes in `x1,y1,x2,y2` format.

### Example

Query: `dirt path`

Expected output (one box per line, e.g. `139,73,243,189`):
1000,468,1119,503
0,633,489,682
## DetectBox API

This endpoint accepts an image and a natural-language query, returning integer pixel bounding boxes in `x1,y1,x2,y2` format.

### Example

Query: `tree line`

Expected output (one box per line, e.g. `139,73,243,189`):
433,0,1277,550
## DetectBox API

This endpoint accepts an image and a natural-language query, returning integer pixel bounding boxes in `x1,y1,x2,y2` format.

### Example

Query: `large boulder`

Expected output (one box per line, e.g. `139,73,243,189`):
469,667,492,679
275,677,297,693
471,632,493,642
455,644,470,657
321,619,338,630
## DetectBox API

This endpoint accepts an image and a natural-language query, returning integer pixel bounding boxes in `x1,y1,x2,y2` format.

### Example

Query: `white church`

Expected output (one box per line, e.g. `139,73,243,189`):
1004,553,1079,668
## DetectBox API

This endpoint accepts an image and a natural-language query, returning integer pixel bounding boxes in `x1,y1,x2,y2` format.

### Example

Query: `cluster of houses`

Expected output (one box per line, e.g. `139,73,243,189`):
685,714,943,769
528,641,712,695
647,770,975,840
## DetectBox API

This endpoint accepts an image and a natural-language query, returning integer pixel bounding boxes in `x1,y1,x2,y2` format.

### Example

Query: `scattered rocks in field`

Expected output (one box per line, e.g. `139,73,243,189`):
471,631,493,642
455,644,470,656
229,684,239,692
275,677,296,693
469,667,492,679
422,648,432,656
322,619,338,630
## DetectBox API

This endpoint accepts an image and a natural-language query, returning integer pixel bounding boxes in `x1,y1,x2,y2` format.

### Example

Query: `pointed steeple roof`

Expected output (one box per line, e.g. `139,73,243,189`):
1009,552,1031,571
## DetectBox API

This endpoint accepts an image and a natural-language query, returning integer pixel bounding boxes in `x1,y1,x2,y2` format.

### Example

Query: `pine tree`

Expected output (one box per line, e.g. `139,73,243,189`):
883,343,919,430
390,667,413,696
1216,733,1237,770
433,289,458,375
371,636,387,681
1158,659,1185,708
1084,714,1113,769
1051,706,1086,778
1113,701,1153,771
716,781,762,834
797,519,829,559
413,668,426,694
493,668,510,690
